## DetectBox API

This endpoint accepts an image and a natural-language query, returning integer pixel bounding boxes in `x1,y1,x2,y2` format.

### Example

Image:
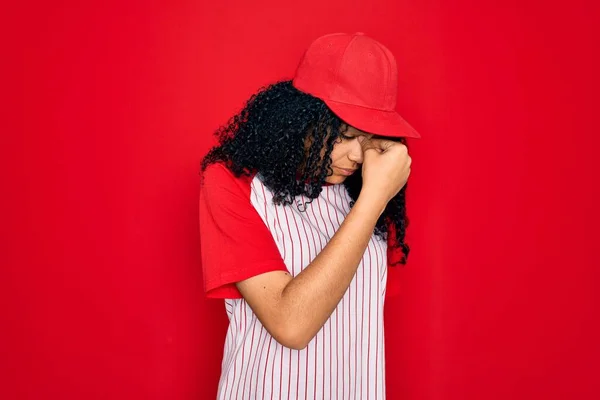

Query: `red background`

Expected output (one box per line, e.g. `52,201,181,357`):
3,0,599,399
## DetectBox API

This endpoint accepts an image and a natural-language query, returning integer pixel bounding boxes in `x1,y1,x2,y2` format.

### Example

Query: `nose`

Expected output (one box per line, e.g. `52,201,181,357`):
347,139,364,164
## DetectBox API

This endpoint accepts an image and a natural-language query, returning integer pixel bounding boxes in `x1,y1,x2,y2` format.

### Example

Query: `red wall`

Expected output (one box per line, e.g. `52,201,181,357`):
3,0,599,399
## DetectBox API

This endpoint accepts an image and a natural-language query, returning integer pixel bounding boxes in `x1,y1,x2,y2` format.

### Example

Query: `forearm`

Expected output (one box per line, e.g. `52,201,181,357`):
278,194,385,347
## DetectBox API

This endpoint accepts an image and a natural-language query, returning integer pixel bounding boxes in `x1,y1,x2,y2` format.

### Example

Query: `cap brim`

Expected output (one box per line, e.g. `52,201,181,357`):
324,99,421,139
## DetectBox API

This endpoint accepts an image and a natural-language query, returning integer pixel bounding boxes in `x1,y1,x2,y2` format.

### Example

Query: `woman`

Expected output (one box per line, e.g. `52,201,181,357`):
199,32,420,399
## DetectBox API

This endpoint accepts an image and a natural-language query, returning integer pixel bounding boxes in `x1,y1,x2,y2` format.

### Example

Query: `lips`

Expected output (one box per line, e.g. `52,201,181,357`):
338,167,358,176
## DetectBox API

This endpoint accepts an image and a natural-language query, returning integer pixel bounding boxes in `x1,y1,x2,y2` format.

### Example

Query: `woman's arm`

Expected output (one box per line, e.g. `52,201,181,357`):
236,137,411,350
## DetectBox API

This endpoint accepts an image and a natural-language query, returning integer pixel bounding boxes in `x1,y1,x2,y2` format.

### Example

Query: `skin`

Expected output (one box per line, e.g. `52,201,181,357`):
236,125,412,350
325,126,374,184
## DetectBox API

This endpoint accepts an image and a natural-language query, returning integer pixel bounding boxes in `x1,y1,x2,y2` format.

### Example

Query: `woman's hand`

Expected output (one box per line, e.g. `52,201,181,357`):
358,136,412,210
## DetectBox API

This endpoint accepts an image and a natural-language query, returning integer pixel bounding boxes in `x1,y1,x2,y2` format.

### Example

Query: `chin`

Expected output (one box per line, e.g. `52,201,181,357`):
325,175,347,185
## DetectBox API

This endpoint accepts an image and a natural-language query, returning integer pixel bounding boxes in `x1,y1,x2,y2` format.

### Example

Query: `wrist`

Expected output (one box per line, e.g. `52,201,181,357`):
354,191,387,220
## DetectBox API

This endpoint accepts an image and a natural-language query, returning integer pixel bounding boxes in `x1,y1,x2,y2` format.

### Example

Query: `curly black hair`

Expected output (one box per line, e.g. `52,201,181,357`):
201,80,410,265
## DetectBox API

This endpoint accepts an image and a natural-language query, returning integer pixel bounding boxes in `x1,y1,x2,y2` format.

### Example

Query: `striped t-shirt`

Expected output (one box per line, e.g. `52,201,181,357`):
199,163,401,399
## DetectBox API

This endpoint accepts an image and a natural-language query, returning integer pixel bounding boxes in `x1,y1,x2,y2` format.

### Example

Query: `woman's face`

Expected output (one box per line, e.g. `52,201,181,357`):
325,126,373,184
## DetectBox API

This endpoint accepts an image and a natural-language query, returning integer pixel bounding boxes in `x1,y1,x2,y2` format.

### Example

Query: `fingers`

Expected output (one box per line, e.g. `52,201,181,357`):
370,138,394,152
359,136,405,153
357,135,378,152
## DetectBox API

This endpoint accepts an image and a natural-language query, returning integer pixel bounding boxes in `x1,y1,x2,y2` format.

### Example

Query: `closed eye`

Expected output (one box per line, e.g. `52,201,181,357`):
340,133,356,140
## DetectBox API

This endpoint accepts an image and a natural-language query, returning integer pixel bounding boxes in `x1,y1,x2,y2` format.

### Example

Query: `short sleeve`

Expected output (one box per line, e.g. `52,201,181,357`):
199,163,288,299
386,224,403,298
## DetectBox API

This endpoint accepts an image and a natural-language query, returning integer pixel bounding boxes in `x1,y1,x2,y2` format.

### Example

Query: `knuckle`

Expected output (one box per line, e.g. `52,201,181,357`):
396,143,408,154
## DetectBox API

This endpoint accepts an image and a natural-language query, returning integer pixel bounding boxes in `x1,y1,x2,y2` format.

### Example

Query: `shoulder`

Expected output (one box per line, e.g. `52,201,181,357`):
201,162,254,185
201,162,257,194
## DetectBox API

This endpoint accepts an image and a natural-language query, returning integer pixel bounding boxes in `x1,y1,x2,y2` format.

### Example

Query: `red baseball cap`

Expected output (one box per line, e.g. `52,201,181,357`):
293,32,420,139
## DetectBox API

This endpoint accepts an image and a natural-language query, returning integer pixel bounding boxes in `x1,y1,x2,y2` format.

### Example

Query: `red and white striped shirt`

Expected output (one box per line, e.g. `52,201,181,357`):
200,163,401,399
